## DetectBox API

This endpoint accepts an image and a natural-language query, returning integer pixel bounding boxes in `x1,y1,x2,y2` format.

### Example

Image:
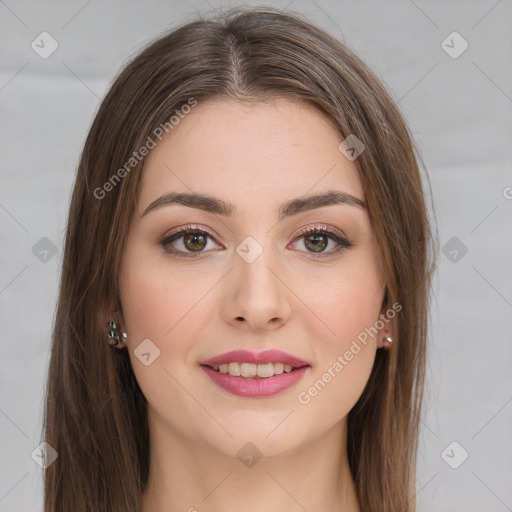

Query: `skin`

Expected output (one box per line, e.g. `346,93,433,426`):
116,97,393,512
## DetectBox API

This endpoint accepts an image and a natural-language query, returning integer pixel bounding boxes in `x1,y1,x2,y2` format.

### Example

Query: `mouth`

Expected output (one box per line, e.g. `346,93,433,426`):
199,350,311,398
202,361,307,379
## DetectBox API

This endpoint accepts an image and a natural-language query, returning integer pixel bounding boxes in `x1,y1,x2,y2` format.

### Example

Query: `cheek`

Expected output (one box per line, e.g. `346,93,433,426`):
298,249,385,352
293,289,381,433
118,246,221,398
118,253,209,422
292,248,384,413
119,247,209,344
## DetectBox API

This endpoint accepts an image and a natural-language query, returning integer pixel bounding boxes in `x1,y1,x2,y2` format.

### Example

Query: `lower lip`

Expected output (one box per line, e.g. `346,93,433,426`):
201,365,310,398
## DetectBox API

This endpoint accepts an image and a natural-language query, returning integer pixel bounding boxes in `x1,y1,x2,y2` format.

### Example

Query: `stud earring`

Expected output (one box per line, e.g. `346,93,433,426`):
107,318,127,348
383,336,393,345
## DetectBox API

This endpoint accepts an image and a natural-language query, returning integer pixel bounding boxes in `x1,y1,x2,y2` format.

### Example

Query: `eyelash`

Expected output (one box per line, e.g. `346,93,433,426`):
158,224,352,258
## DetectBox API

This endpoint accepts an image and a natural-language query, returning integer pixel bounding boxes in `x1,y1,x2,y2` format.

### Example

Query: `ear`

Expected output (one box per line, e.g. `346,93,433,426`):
98,299,127,332
375,302,395,351
98,300,128,349
98,296,126,327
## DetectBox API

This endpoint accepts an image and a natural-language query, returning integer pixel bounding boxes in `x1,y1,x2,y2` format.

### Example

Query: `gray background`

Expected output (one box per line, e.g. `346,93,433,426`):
1,0,511,510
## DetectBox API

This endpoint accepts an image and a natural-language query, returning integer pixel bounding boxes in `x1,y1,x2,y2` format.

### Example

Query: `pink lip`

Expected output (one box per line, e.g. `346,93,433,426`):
200,349,310,398
201,365,310,398
201,349,309,367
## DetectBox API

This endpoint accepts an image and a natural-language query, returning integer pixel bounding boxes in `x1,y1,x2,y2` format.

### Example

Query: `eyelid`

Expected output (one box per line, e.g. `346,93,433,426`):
293,223,348,240
288,224,352,257
158,224,223,257
163,223,220,242
159,223,352,257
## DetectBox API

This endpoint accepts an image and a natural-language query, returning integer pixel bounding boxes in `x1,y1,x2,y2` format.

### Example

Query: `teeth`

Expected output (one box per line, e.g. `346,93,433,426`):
228,362,240,376
257,363,274,378
241,363,257,378
213,362,297,378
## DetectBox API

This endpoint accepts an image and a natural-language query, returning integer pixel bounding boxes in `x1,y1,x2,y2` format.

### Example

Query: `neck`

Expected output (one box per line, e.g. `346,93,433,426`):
142,414,361,512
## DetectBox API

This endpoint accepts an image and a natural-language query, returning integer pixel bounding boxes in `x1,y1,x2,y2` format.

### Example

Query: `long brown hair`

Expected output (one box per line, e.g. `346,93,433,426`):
43,6,435,511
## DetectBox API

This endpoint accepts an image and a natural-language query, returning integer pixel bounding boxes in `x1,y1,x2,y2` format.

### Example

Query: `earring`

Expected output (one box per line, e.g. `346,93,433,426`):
107,318,127,348
383,336,393,345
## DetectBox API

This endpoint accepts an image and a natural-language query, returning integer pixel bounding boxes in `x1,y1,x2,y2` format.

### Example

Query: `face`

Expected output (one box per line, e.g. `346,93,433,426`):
118,97,391,460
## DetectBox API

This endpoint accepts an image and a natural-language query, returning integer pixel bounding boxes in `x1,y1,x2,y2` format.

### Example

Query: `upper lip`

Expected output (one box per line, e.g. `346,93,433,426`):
201,349,309,368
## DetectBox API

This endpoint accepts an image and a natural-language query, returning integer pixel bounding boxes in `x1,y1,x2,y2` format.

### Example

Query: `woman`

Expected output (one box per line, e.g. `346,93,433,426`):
43,6,435,511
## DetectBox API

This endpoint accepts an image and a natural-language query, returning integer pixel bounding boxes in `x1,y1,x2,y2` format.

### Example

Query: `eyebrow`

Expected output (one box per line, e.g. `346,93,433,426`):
141,189,366,220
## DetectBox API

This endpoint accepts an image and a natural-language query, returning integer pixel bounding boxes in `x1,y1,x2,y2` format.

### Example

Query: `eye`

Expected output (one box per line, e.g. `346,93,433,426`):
158,225,222,257
158,224,352,258
290,226,352,257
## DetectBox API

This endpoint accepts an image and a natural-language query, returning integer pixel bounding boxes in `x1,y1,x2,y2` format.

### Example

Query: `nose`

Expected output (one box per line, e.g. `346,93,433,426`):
221,247,292,331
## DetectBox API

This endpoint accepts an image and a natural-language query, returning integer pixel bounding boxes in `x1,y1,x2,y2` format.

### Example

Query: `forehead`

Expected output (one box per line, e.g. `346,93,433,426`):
137,97,364,213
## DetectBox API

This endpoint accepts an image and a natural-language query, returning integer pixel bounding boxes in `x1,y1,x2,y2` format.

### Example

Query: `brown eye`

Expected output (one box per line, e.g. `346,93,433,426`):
182,232,207,252
159,227,221,257
291,227,352,257
303,233,328,253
